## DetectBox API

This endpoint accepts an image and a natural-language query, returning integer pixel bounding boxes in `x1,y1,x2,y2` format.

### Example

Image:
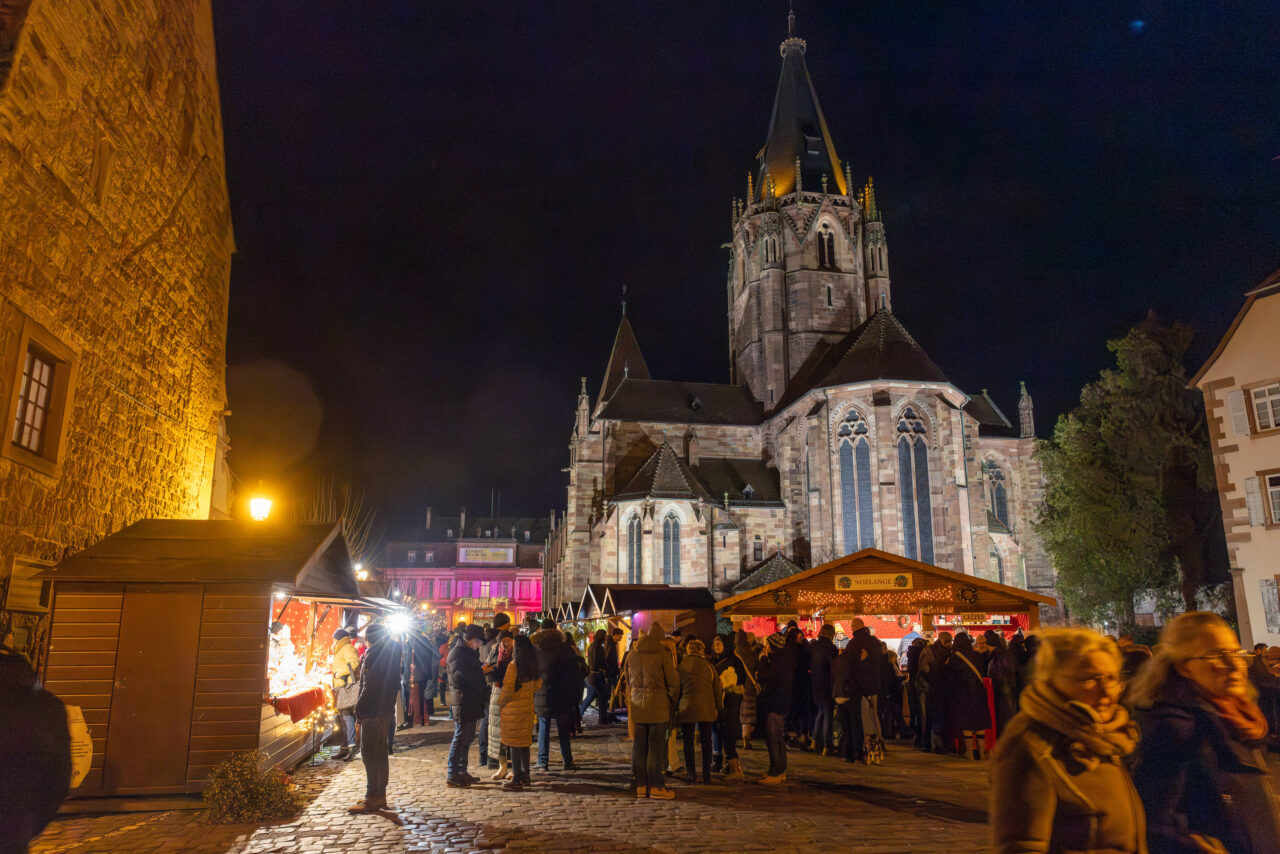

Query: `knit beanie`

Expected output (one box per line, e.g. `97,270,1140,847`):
492,612,512,629
767,632,786,650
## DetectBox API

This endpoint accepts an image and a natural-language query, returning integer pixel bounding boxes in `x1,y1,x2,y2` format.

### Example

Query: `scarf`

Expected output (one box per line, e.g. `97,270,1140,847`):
1020,680,1139,770
1206,693,1269,743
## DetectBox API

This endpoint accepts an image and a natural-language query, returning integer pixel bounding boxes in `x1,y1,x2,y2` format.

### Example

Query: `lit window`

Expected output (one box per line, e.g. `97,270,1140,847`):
1268,474,1280,525
424,579,434,599
440,580,451,599
407,551,417,564
479,581,490,598
3,317,77,476
1252,383,1280,431
424,551,434,565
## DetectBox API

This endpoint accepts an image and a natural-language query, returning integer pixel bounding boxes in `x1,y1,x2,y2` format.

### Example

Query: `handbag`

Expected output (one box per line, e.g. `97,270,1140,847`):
335,678,360,710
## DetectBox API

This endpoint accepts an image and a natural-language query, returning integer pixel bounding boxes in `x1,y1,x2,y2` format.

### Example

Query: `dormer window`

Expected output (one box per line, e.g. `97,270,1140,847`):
742,484,756,499
407,551,417,564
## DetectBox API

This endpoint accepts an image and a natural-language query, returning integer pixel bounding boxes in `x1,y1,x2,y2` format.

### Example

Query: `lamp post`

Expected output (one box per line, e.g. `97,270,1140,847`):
249,495,272,521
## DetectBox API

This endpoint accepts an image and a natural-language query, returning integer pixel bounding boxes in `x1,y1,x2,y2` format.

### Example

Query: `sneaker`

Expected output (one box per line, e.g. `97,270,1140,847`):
648,787,675,800
445,777,471,788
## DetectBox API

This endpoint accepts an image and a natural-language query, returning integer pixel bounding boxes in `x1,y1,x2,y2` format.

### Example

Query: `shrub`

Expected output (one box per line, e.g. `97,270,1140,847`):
202,750,304,823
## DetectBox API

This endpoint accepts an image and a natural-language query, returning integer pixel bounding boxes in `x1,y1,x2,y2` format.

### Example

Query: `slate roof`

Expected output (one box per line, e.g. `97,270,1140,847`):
694,458,784,506
731,552,804,594
597,378,764,426
964,390,1017,436
603,585,717,614
755,18,847,199
614,442,712,502
598,315,650,405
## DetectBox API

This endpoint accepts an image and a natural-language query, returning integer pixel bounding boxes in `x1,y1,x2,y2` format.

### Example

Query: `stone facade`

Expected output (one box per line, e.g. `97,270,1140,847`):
0,0,233,659
544,22,1055,614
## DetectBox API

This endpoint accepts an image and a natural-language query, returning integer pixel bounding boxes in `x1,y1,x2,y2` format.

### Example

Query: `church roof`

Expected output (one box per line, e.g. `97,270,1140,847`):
755,15,847,200
964,390,1016,436
597,378,764,426
731,552,804,594
598,315,651,404
614,442,712,502
695,458,784,506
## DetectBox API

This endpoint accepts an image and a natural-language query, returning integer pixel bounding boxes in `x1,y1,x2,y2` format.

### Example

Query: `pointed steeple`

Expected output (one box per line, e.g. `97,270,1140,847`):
598,313,651,404
754,11,847,200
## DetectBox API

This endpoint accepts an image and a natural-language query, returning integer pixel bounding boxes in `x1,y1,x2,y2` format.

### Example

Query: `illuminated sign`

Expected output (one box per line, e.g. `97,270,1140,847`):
834,572,913,591
458,546,515,565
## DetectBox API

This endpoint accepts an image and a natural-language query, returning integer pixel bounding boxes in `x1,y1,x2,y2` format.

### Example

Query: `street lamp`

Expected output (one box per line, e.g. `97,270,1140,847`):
249,495,272,521
354,562,368,582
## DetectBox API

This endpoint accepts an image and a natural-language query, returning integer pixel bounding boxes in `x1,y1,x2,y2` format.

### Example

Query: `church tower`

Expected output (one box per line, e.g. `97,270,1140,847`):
727,12,891,407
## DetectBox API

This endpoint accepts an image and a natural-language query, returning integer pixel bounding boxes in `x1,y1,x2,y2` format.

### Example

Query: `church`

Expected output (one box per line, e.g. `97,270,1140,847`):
543,16,1055,614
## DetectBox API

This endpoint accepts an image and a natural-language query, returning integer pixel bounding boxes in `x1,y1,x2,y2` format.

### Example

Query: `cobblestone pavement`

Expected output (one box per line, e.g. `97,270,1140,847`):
33,719,996,854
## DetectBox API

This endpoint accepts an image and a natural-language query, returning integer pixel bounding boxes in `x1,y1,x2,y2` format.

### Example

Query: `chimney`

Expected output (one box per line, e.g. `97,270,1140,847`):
425,506,432,531
459,507,466,538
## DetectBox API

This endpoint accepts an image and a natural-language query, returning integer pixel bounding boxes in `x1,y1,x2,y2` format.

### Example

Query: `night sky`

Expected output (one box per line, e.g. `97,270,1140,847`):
211,2,1280,531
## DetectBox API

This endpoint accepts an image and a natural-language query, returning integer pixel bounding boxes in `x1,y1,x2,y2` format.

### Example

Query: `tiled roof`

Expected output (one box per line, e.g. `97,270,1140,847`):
598,315,650,405
598,378,764,426
694,458,784,506
613,442,712,502
964,390,1016,436
731,552,804,593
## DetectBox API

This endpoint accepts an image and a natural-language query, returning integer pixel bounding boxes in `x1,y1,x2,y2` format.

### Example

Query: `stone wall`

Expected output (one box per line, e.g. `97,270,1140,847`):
0,0,232,657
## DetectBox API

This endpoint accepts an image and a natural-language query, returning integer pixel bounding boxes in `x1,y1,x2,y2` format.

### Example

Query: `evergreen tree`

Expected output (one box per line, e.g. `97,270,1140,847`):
1036,314,1228,629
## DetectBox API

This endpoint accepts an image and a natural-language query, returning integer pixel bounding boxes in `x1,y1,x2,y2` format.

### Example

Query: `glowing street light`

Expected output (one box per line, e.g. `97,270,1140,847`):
249,495,272,521
354,562,368,582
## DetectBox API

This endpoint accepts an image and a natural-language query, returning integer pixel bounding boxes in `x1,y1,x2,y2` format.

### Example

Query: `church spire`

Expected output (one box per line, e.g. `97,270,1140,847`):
753,10,847,200
598,310,651,405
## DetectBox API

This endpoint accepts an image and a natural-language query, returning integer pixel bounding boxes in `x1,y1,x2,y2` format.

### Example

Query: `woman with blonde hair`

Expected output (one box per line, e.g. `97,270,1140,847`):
990,627,1146,854
1129,612,1279,854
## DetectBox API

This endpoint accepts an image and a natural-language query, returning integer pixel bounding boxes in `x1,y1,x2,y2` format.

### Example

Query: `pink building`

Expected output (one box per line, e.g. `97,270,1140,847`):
381,510,548,627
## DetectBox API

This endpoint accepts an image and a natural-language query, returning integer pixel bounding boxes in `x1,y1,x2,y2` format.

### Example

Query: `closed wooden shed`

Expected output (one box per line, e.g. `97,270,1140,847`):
36,520,364,798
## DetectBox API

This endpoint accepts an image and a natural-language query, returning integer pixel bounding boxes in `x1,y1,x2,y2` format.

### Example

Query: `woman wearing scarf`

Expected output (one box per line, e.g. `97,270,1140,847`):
1129,612,1280,854
990,628,1146,854
734,630,760,750
711,633,751,782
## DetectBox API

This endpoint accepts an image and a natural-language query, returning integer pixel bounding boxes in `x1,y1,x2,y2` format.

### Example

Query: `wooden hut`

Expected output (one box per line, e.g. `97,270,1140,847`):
575,583,718,641
37,520,366,798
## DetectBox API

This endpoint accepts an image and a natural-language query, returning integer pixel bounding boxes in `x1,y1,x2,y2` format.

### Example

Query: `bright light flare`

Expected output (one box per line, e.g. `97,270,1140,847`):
249,496,272,521
385,611,412,636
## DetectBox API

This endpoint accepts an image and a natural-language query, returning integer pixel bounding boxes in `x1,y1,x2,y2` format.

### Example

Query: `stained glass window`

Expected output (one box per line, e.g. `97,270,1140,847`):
627,514,642,583
662,513,681,584
837,409,874,554
897,408,934,563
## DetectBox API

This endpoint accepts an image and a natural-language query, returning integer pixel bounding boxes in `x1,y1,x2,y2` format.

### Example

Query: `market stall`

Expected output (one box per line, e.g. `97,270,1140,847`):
36,520,370,798
574,583,718,650
715,548,1057,645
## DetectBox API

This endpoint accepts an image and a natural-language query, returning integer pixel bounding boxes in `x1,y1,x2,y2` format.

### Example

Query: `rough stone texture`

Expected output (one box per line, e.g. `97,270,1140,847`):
0,0,232,654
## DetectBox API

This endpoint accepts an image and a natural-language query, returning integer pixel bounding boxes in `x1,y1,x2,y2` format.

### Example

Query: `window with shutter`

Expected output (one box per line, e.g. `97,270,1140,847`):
1261,578,1280,634
1227,389,1251,436
1252,383,1280,431
1268,474,1280,525
1245,477,1265,527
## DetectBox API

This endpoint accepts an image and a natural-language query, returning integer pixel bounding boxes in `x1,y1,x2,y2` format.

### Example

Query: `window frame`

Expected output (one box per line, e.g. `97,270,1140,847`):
3,312,78,478
1245,379,1280,436
1263,468,1280,529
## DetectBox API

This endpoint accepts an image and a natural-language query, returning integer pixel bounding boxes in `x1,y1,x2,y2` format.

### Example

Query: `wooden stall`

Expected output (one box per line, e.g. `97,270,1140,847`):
574,584,718,646
715,548,1057,640
37,520,366,798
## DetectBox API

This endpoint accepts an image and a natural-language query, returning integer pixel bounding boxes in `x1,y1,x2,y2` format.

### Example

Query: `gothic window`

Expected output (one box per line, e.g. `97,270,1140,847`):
753,535,764,562
826,284,833,307
626,513,642,583
662,513,681,584
985,462,1010,528
836,409,875,553
990,547,1005,585
817,226,837,270
896,407,934,563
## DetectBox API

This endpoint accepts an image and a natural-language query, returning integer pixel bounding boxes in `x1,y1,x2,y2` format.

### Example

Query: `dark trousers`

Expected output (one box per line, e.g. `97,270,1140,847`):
713,693,742,761
631,721,667,790
537,710,575,767
681,721,714,781
764,711,787,776
447,713,477,780
835,699,862,760
811,696,834,749
358,716,391,801
507,745,531,783
477,705,489,764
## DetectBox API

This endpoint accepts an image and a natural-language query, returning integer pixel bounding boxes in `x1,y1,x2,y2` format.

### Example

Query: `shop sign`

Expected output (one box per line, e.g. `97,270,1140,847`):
454,597,508,609
458,546,515,565
834,572,912,591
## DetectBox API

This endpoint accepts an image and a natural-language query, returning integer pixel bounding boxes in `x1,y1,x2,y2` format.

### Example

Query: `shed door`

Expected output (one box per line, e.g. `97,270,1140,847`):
104,584,203,793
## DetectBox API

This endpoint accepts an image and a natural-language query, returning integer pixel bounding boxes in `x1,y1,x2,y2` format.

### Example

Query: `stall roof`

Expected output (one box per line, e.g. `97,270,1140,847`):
40,520,362,599
578,584,717,618
715,548,1056,618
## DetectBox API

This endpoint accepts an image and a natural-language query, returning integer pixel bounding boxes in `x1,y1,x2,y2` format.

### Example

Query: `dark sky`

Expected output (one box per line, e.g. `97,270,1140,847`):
211,1,1280,530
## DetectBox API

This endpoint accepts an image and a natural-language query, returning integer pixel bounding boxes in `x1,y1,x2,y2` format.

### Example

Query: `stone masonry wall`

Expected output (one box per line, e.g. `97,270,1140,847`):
0,0,232,649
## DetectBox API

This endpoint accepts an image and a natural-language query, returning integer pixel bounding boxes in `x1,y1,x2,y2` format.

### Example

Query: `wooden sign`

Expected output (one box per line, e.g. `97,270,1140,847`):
834,572,912,591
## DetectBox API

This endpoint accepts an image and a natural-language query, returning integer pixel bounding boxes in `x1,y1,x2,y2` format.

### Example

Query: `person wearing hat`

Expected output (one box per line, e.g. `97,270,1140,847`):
477,613,512,767
349,622,404,813
625,622,679,799
755,632,798,784
331,628,361,761
445,624,488,787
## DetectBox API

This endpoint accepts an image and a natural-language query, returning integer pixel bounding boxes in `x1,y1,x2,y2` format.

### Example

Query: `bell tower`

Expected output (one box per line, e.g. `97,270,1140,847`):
726,13,890,407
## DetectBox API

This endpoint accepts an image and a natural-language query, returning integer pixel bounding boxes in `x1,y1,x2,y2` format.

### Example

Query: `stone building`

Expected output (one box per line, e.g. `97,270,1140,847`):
1192,269,1280,647
544,16,1055,613
0,1,233,659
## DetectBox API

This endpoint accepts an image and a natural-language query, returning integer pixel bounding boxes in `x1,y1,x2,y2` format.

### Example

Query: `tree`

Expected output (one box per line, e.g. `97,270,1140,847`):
1036,314,1228,629
296,477,385,569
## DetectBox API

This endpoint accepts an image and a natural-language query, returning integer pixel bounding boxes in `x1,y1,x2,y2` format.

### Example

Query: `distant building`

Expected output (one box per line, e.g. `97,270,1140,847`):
0,1,234,661
1192,270,1280,647
544,14,1055,614
381,509,550,627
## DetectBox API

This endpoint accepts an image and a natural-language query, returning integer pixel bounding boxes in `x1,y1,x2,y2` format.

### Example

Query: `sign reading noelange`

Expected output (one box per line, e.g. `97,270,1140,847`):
458,546,515,565
835,572,913,591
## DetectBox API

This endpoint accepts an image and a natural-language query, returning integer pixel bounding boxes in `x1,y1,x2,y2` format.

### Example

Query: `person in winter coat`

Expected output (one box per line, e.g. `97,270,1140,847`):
533,620,588,771
755,632,798,783
486,632,515,781
906,637,928,748
407,627,437,728
784,627,813,748
604,627,623,721
677,638,723,784
497,634,541,790
844,618,885,764
711,633,749,781
445,624,488,788
580,629,614,724
1130,612,1280,854
0,645,70,852
476,614,511,768
331,629,363,761
734,630,760,749
350,622,404,812
626,622,680,799
808,625,837,754
984,629,1017,738
944,632,992,759
990,628,1146,854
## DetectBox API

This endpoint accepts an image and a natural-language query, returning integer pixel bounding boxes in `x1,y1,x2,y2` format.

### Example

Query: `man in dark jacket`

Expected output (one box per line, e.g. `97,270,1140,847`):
350,623,404,812
476,613,511,767
407,627,436,728
534,621,589,771
831,644,862,762
0,646,70,851
580,629,615,725
446,624,487,787
755,632,798,783
808,625,837,754
604,627,623,718
844,619,885,763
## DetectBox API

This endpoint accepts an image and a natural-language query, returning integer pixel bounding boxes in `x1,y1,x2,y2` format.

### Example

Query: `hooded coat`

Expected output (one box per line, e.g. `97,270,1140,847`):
625,624,679,724
446,640,487,722
534,632,588,717
755,640,798,718
677,653,723,723
809,634,837,703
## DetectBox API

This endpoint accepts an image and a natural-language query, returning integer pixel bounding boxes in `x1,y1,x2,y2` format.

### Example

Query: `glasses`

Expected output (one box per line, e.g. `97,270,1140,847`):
1071,673,1121,691
1188,650,1254,671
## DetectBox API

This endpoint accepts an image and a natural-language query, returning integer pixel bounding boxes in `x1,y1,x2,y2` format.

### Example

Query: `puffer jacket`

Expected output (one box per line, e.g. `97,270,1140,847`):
496,661,540,749
626,624,679,724
331,636,360,691
677,654,723,723
990,711,1147,854
446,641,487,722
535,634,589,717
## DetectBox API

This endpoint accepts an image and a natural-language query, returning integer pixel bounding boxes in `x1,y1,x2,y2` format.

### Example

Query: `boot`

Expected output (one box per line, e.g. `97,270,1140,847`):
490,757,510,780
711,754,723,773
333,746,350,761
723,758,745,783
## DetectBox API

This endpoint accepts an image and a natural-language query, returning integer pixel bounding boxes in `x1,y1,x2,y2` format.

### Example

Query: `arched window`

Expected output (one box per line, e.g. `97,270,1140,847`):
896,407,934,563
817,226,837,269
626,513,642,583
990,547,1005,585
826,284,833,307
984,462,1010,528
662,513,681,584
837,409,875,553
